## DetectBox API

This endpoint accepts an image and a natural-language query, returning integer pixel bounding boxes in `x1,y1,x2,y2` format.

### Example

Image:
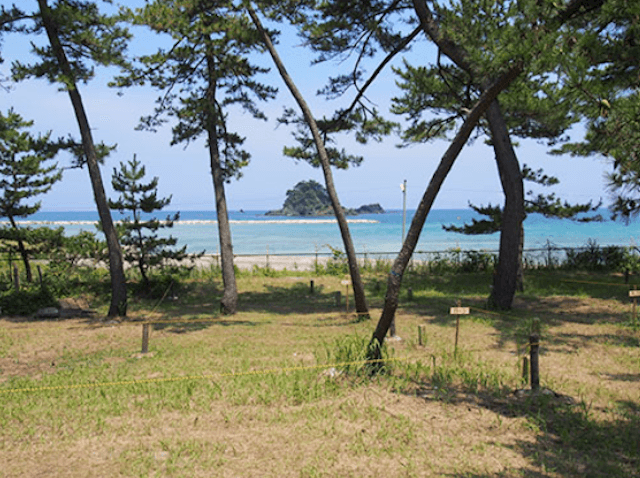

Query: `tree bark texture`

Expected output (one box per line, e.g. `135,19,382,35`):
369,67,522,359
248,5,369,317
206,53,238,315
37,0,127,317
486,100,525,309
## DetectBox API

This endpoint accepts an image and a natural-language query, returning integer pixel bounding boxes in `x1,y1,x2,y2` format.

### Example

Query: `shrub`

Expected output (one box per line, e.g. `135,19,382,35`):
0,285,58,316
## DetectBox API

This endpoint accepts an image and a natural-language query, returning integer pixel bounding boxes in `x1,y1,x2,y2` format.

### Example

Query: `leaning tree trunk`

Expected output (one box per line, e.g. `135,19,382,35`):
248,5,369,318
486,100,525,310
368,67,522,360
38,0,127,317
8,216,32,283
205,54,238,315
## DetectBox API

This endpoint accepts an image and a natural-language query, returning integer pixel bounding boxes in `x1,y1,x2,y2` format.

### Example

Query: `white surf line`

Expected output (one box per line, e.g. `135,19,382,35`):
0,218,380,225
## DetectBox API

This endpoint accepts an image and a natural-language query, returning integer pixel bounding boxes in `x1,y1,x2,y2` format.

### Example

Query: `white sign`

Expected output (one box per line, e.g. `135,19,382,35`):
450,307,470,315
629,290,640,297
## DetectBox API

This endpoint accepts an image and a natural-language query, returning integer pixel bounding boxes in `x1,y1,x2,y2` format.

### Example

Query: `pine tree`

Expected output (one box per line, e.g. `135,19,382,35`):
4,0,131,317
109,155,188,288
0,108,62,283
115,0,276,314
279,0,606,353
248,5,371,318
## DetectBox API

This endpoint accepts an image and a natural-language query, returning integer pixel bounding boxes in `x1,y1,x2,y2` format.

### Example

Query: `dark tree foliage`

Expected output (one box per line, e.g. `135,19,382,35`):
269,180,331,216
0,109,63,282
443,165,602,235
552,0,640,221
109,155,189,288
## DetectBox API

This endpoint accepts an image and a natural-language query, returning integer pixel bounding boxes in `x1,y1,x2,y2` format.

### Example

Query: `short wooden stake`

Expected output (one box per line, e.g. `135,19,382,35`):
630,286,639,324
432,355,436,369
310,280,314,294
266,245,270,269
418,325,425,346
13,265,19,291
141,323,150,354
529,334,540,390
345,283,349,313
522,356,529,385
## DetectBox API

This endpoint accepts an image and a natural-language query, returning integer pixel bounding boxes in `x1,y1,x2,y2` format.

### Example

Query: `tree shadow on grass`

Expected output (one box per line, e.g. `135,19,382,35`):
238,282,347,316
151,318,262,334
413,385,640,478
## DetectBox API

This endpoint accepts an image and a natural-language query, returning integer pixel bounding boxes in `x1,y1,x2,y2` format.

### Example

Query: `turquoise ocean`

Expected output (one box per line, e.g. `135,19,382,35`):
17,209,640,257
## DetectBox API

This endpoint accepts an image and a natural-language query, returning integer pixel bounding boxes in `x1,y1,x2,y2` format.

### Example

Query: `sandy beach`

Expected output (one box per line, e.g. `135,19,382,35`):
192,253,342,271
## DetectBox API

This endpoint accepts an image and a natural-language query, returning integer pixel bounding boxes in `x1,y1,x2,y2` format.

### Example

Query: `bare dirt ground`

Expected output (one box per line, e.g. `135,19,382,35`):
0,287,638,477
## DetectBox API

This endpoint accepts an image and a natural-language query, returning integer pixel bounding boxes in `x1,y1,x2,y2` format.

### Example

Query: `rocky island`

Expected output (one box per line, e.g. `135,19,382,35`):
265,180,384,217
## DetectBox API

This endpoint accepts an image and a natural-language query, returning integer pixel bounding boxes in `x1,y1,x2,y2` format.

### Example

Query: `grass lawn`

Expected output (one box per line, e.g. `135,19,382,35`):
0,268,638,477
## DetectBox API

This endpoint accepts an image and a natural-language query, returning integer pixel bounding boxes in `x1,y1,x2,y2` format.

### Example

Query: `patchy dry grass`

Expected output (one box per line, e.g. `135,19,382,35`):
0,269,638,477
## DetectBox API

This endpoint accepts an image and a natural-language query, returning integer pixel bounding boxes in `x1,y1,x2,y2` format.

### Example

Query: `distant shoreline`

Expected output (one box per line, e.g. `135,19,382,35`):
0,218,379,226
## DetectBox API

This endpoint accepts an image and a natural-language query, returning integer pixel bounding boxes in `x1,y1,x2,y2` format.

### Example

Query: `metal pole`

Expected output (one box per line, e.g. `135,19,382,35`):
401,179,407,244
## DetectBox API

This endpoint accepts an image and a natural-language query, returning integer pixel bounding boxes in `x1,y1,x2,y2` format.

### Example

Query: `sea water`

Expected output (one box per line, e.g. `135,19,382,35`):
9,209,639,256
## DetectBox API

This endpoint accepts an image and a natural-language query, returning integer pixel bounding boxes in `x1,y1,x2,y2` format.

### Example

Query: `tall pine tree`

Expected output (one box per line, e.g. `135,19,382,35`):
5,0,131,317
115,0,276,314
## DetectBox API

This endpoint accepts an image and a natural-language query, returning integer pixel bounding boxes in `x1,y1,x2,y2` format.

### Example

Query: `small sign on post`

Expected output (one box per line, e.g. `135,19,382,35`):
630,287,639,324
450,302,469,356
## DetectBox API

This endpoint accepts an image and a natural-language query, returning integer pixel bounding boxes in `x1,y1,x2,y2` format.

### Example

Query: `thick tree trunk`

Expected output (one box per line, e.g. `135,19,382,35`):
248,6,369,318
8,216,32,283
38,0,127,317
369,68,522,360
486,100,525,310
206,54,238,315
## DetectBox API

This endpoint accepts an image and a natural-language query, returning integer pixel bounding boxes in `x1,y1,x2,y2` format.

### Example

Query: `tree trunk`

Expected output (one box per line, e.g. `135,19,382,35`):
38,0,127,317
517,223,525,292
248,5,369,318
205,53,238,315
8,216,32,283
486,100,525,310
369,67,522,361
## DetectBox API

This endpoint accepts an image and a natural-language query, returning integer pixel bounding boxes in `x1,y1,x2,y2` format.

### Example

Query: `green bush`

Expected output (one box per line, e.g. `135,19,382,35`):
0,285,58,316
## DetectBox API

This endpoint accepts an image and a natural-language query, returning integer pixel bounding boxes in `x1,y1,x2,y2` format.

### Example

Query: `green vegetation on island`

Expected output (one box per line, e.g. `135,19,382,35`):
266,180,384,216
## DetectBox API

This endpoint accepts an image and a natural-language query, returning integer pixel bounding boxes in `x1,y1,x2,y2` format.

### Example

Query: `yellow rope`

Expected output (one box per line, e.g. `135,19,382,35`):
0,357,413,395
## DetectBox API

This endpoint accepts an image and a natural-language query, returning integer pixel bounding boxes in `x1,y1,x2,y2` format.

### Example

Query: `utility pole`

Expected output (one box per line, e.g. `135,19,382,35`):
401,179,407,244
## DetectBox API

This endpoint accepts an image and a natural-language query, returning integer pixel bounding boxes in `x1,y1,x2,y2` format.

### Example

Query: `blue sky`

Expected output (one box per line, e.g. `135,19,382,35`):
0,0,611,213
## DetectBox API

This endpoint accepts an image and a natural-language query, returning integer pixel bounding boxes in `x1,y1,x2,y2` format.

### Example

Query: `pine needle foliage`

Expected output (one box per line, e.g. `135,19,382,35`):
108,155,188,288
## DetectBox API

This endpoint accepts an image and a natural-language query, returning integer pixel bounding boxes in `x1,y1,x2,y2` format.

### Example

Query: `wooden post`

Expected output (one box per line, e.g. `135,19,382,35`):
341,279,351,313
522,356,529,385
310,280,314,294
454,315,460,355
141,323,150,354
529,333,540,390
13,265,19,291
450,300,469,357
266,245,270,269
345,283,349,313
630,286,639,324
418,325,426,346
